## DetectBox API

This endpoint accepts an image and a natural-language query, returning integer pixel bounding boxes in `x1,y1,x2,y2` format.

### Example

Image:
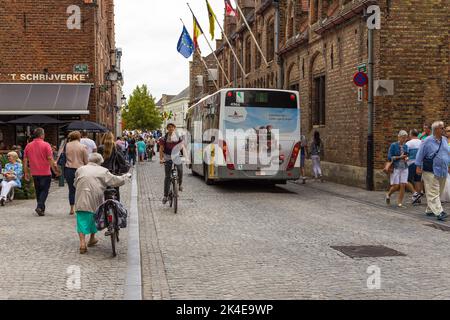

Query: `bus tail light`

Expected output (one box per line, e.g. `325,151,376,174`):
287,142,301,171
220,140,235,170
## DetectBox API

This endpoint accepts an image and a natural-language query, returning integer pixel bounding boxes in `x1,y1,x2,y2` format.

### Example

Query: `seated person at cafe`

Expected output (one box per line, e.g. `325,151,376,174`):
0,151,23,206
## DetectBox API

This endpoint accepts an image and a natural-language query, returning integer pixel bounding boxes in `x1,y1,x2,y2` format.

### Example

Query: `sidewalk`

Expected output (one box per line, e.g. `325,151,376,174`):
0,179,131,299
291,178,450,226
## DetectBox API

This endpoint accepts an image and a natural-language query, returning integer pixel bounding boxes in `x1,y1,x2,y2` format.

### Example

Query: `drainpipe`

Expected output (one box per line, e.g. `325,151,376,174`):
366,16,375,191
274,0,283,89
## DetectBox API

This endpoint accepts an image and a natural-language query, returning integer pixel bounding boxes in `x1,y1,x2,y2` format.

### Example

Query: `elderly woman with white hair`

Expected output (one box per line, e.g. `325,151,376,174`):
74,152,131,254
386,130,410,208
0,151,23,206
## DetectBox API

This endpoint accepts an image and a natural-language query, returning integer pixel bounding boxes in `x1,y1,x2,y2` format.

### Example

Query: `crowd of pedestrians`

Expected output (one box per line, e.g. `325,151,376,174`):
385,121,450,221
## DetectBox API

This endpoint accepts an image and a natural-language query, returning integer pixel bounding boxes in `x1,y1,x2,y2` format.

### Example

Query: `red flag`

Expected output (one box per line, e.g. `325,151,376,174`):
225,0,237,17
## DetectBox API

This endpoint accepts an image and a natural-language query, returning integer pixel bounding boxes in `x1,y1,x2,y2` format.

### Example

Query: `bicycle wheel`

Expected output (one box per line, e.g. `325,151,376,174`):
108,207,117,257
173,179,178,214
111,230,117,257
169,189,173,207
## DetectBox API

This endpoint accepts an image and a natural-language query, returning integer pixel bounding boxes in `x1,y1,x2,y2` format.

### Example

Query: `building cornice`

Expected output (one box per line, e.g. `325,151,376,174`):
313,0,379,35
278,30,309,56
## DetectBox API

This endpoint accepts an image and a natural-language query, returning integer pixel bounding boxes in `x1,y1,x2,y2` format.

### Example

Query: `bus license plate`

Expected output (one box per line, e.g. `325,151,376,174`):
256,171,267,176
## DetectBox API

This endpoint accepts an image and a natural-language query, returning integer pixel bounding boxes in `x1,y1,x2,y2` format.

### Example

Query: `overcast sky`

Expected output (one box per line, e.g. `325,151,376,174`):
115,0,226,101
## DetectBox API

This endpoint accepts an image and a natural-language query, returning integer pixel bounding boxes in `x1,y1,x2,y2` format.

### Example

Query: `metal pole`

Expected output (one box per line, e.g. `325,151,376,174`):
210,7,247,78
234,2,269,67
366,27,374,191
274,0,282,89
197,48,220,91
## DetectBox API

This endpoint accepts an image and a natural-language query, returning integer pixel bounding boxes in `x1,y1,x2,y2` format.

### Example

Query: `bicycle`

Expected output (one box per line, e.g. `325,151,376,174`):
165,160,180,214
104,188,120,257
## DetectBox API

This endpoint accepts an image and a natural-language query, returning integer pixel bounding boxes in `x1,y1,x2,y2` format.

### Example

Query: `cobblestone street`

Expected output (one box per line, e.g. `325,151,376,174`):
0,179,131,300
1,161,450,300
138,161,450,300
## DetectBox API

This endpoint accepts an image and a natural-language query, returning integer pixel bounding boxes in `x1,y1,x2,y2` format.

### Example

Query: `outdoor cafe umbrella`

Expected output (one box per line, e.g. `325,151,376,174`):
64,120,108,133
7,115,65,124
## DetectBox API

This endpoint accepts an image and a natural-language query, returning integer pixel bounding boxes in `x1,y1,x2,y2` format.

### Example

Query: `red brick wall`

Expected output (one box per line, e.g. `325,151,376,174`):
0,0,116,131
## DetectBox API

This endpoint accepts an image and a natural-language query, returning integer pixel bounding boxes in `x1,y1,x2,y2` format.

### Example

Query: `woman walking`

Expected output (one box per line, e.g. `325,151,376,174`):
146,136,156,162
441,126,450,202
310,131,324,182
64,131,88,215
386,130,410,207
127,138,137,166
0,152,23,206
98,132,128,202
74,153,131,254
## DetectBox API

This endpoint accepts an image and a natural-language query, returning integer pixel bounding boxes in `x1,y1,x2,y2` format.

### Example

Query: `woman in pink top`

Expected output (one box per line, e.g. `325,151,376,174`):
62,131,89,215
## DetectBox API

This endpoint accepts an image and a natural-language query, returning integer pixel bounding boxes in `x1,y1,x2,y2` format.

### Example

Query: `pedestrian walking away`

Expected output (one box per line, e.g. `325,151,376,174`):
23,128,61,216
63,131,89,216
406,129,424,204
98,132,130,202
127,138,137,166
80,130,97,155
74,153,131,254
415,121,449,221
310,131,324,182
137,137,146,163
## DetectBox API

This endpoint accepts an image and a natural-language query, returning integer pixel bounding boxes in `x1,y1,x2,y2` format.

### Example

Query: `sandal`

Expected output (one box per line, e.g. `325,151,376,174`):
80,247,88,254
87,239,99,247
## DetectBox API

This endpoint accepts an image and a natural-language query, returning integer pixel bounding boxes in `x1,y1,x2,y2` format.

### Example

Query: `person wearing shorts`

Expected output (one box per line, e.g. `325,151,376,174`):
386,130,410,207
406,129,423,204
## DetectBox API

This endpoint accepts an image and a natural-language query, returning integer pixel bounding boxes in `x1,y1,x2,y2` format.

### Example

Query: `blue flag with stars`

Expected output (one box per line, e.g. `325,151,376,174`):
177,26,194,58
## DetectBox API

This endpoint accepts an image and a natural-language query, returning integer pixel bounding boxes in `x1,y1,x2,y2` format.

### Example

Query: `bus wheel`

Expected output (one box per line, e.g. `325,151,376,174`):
203,163,214,185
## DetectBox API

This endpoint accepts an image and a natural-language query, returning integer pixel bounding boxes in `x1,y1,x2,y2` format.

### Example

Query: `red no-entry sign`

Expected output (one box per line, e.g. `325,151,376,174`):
353,72,368,87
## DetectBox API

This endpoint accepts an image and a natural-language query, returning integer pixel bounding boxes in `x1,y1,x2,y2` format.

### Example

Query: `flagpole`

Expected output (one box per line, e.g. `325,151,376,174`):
186,3,232,86
234,2,269,67
196,48,220,91
201,33,231,86
212,11,247,79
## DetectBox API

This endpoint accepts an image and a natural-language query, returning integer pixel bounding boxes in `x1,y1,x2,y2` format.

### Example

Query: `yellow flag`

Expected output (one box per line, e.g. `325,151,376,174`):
206,0,216,40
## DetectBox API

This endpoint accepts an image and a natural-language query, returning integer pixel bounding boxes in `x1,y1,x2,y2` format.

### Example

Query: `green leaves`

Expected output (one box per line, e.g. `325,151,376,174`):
122,85,163,131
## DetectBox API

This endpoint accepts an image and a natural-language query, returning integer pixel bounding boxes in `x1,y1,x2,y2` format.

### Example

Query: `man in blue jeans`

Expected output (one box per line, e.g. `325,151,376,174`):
23,128,61,216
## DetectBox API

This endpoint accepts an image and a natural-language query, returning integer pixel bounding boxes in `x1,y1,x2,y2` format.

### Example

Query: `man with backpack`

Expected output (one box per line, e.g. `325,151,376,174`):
127,138,137,166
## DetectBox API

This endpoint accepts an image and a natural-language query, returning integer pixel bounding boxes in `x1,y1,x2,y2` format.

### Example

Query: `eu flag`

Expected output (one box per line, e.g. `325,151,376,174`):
177,26,194,59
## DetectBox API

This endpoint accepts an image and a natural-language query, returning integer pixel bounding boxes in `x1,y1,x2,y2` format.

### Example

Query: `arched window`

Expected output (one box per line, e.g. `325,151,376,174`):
286,1,295,40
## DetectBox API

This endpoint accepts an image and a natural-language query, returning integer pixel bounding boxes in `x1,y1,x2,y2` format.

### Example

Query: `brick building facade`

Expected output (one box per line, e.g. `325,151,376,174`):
0,0,119,148
190,0,449,189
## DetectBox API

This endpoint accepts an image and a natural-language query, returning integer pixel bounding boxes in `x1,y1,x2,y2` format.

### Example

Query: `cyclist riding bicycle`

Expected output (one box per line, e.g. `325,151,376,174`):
159,123,186,204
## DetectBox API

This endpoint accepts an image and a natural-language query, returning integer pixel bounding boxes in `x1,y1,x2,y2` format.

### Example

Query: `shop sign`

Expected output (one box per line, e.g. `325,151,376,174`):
8,73,88,81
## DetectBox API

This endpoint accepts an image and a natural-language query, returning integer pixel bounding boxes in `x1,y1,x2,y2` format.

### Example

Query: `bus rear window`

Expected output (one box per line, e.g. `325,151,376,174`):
225,90,298,108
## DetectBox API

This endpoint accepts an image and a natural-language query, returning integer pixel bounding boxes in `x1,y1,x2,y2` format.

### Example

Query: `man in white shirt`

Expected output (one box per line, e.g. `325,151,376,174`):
406,129,423,204
80,131,97,155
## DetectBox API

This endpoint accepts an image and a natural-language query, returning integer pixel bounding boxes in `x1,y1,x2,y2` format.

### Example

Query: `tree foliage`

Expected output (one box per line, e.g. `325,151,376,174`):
122,85,162,130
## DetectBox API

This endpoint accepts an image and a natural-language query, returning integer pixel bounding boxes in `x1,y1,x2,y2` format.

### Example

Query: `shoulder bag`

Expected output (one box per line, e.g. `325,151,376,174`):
423,140,442,173
57,143,67,167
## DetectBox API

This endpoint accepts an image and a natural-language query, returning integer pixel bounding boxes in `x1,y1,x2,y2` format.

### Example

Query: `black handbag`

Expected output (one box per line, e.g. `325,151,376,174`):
111,148,130,175
57,143,67,167
423,140,442,173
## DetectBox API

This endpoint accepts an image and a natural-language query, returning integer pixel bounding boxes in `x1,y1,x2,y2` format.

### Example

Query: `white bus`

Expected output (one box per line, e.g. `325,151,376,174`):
185,88,301,185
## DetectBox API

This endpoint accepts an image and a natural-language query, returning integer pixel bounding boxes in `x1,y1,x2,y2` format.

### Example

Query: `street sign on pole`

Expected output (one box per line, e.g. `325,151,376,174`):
358,87,363,102
353,72,368,87
357,63,367,73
